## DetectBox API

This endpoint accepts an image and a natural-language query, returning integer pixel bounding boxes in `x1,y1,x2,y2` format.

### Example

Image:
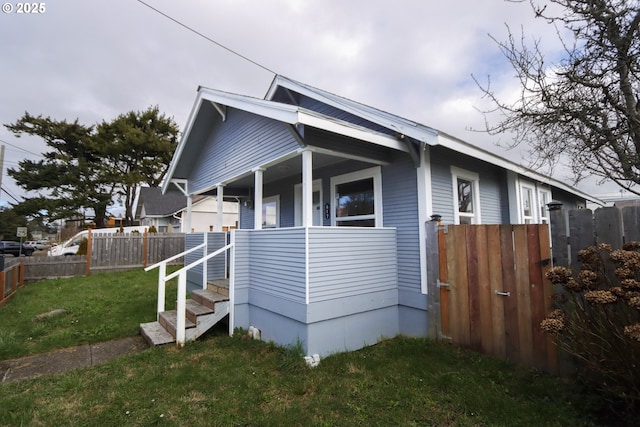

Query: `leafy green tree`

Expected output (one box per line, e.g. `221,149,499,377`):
0,206,28,241
5,113,114,227
476,0,640,192
96,106,179,224
5,107,179,227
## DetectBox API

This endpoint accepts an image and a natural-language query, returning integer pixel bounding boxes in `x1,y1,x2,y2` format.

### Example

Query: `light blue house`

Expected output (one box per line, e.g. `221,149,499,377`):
153,75,593,357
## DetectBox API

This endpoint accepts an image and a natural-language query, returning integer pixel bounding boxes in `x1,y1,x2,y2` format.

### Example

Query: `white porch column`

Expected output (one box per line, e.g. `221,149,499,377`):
185,196,193,232
216,184,225,231
253,168,265,230
302,150,313,227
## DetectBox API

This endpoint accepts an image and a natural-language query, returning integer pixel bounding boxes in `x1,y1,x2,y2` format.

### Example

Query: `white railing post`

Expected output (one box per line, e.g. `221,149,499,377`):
202,234,208,290
176,270,187,347
157,261,167,320
228,230,236,336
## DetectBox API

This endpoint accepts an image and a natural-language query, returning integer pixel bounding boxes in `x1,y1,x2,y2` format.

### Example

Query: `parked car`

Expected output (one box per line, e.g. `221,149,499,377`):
0,241,34,257
25,240,51,251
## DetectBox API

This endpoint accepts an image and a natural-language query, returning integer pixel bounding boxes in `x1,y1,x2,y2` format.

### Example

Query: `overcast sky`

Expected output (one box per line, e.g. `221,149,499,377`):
0,0,626,215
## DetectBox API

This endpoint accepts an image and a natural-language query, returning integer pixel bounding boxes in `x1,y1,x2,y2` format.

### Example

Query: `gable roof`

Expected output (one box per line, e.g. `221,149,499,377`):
136,187,187,218
265,75,599,203
164,74,599,203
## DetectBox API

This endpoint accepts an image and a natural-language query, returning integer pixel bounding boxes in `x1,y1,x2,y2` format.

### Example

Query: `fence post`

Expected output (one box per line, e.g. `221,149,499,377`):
548,201,568,267
426,216,441,340
0,270,5,304
85,228,92,276
18,262,24,287
143,231,149,269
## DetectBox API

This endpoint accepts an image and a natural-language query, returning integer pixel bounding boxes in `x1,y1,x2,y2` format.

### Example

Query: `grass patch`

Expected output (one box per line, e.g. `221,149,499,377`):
0,270,603,425
0,334,595,426
0,268,177,360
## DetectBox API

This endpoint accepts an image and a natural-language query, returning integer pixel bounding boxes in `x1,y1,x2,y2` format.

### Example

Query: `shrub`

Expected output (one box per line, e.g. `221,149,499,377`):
542,243,640,416
148,225,157,233
77,237,88,255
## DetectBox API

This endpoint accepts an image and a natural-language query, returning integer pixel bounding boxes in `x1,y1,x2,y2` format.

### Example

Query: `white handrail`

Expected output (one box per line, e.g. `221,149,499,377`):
145,242,207,321
151,239,233,348
165,244,232,282
144,242,205,272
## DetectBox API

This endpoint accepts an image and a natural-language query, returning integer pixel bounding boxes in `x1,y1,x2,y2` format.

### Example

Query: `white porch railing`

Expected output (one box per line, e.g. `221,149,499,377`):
145,238,233,347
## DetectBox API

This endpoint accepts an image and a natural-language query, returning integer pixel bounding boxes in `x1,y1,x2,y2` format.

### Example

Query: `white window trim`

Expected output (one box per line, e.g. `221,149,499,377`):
262,195,280,228
294,179,323,227
451,166,481,225
520,182,536,224
330,166,383,227
538,188,552,224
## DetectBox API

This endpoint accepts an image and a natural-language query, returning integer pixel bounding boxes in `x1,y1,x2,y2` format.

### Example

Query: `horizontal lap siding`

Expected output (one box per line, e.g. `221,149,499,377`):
430,146,508,225
382,154,421,293
308,228,397,302
248,228,306,303
189,109,300,194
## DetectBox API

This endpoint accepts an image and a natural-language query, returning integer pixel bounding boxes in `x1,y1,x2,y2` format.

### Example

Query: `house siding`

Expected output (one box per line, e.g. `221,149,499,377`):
188,108,300,194
184,232,227,292
381,153,427,313
430,146,509,225
232,227,399,357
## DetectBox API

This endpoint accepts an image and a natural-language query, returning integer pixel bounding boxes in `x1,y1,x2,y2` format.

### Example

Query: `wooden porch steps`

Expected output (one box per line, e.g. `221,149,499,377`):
207,279,229,296
140,289,229,346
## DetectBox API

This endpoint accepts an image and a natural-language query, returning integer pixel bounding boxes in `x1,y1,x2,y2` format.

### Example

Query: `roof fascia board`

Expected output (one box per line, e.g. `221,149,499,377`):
437,133,599,203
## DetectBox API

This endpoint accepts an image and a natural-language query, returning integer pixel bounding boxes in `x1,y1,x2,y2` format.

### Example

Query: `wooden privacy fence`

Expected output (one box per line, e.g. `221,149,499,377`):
549,204,640,267
87,231,185,272
2,232,186,282
0,262,25,307
438,223,558,374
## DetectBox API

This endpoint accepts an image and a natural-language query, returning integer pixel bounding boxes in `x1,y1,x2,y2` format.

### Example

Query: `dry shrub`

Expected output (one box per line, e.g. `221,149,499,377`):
542,243,640,414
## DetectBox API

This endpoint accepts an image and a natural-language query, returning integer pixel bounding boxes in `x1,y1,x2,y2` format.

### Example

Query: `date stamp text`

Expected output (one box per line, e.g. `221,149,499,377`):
2,3,46,14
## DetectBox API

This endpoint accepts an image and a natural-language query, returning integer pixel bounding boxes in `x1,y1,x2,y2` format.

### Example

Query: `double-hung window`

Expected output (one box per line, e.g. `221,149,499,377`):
451,166,481,224
331,166,382,227
262,195,279,228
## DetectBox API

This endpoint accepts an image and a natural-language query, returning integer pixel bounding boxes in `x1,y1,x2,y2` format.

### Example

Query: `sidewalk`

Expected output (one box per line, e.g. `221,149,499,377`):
0,335,149,383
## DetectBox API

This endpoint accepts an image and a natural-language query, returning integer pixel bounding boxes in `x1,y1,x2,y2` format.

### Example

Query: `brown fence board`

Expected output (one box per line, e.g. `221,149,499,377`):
595,207,623,249
438,226,450,339
475,225,493,355
466,226,481,350
440,223,556,373
487,225,506,359
499,224,519,364
527,224,547,372
514,225,533,366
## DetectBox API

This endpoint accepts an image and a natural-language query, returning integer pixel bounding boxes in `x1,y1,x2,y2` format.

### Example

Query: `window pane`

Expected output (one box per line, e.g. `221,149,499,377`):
336,178,374,218
457,178,474,213
262,201,277,228
539,192,549,217
459,216,473,225
522,187,533,217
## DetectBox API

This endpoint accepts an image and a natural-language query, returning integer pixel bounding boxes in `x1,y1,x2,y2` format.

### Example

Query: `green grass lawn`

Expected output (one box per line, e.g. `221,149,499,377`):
0,270,598,426
0,268,176,359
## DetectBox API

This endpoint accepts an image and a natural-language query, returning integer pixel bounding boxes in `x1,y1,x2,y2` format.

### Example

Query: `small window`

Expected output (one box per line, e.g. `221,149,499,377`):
451,167,480,225
521,185,535,224
539,189,551,224
262,195,279,228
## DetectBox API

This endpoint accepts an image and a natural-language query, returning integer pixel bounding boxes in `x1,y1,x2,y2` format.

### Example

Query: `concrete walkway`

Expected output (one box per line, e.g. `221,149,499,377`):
0,335,148,383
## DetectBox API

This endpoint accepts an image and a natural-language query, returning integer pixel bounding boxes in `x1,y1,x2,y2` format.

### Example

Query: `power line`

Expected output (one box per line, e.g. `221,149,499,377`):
0,139,43,158
136,0,277,77
2,187,21,204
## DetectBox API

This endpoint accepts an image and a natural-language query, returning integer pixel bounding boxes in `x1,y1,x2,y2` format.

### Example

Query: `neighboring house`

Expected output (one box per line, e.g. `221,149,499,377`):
181,195,239,232
136,187,185,232
136,187,238,232
160,75,597,357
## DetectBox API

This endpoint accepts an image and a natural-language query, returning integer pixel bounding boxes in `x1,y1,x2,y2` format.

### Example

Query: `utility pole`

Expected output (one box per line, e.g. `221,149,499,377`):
0,145,4,199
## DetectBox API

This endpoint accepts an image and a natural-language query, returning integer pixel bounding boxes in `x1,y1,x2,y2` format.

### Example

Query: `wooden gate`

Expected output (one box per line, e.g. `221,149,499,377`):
438,224,558,374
